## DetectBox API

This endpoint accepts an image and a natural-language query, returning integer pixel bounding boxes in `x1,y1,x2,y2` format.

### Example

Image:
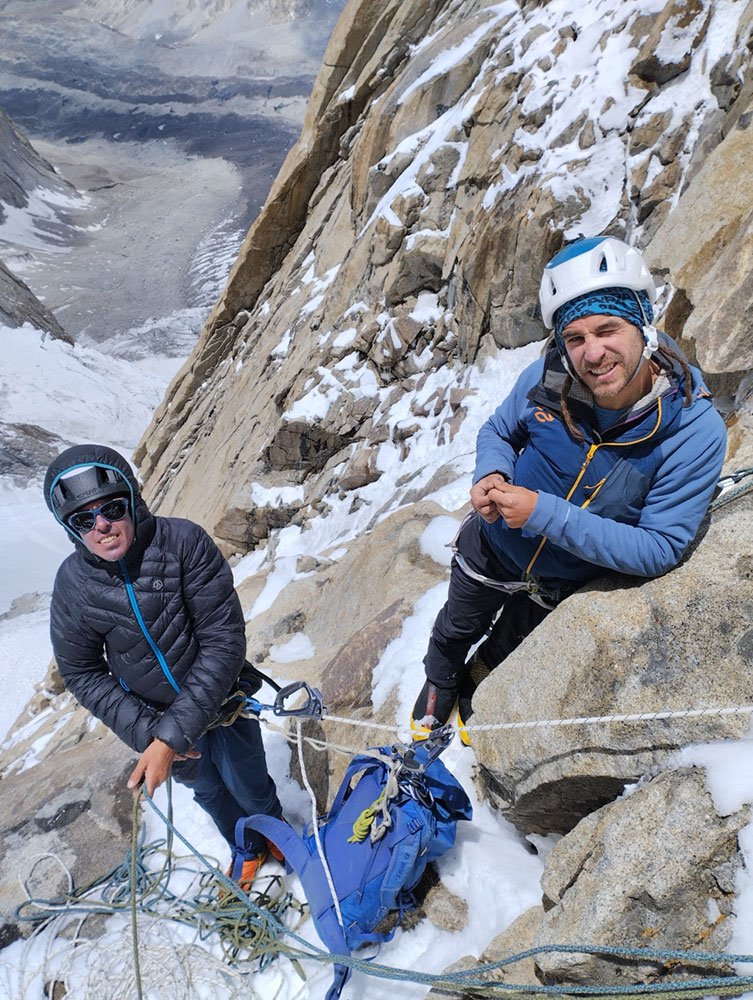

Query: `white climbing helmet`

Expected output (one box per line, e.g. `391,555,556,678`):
538,236,657,330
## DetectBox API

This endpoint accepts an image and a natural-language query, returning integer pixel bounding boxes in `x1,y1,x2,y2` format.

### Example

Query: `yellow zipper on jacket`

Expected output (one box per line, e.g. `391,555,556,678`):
524,398,664,580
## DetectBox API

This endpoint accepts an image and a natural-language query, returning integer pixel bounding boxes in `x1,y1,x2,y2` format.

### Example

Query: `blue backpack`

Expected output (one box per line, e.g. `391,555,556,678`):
242,738,472,999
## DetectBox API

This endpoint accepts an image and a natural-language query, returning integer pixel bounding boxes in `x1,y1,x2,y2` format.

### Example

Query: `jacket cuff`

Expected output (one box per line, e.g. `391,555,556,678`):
522,490,559,534
153,719,193,756
472,468,510,485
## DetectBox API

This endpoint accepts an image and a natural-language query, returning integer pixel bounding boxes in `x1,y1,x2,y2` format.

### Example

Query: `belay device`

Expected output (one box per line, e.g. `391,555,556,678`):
242,726,472,999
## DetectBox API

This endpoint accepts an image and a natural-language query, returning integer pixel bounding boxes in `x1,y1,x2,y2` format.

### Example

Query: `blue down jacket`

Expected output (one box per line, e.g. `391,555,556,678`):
47,447,246,755
473,339,727,596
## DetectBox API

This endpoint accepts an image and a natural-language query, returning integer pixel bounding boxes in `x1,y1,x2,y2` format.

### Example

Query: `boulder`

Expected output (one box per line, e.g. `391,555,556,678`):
534,767,745,985
0,734,137,948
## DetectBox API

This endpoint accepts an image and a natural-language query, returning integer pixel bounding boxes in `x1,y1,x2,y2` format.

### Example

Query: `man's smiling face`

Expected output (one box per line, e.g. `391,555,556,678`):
561,313,650,409
76,499,135,561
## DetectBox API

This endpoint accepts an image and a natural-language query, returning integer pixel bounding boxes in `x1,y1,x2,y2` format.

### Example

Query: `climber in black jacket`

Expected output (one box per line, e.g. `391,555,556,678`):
44,443,283,889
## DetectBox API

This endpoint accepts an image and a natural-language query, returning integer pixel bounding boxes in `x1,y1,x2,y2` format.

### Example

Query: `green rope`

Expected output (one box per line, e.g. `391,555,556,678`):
711,466,753,512
140,792,753,999
15,783,753,999
130,791,144,1000
15,785,308,987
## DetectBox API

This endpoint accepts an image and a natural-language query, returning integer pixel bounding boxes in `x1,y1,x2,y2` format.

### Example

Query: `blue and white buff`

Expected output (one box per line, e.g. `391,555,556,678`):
554,287,654,351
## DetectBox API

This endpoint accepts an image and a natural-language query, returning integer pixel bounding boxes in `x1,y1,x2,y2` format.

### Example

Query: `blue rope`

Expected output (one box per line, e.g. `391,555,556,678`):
141,791,753,995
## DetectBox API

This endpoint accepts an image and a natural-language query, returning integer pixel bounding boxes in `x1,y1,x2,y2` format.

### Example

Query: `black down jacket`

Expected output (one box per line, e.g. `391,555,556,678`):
46,445,246,755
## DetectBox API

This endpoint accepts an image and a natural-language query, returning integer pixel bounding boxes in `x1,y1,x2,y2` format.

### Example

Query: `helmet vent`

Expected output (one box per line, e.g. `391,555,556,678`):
599,255,608,272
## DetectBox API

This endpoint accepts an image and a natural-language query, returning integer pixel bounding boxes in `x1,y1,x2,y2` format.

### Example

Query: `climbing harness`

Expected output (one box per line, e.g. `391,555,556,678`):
450,511,560,607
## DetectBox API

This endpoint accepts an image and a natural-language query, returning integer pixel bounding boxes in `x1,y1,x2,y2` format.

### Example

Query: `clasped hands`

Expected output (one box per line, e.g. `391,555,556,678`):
470,473,538,528
127,738,201,798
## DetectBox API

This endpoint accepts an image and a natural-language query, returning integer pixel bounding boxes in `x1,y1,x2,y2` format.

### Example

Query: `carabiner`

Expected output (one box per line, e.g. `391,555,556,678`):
397,725,454,778
272,681,326,719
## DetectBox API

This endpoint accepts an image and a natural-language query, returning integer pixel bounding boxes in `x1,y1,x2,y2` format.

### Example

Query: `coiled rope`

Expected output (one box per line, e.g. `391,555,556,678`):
13,782,307,999
140,790,753,998
14,719,753,999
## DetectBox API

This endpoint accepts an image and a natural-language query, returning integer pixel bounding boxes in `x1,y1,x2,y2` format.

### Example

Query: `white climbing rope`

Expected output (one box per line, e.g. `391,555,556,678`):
256,703,753,761
325,702,753,734
294,717,347,935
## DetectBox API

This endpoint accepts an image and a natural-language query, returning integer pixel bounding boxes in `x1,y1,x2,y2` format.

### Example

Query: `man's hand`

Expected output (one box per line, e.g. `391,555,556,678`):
487,482,538,529
470,473,508,522
127,738,200,798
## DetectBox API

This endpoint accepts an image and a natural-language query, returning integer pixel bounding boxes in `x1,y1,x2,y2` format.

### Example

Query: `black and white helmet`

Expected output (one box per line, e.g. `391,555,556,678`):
44,444,139,539
50,464,129,522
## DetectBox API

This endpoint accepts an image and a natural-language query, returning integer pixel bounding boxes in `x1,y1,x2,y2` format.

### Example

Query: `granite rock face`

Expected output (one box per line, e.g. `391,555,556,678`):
135,0,752,553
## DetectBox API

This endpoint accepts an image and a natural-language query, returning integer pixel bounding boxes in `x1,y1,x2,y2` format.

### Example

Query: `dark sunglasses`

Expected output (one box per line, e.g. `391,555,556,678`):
68,498,130,533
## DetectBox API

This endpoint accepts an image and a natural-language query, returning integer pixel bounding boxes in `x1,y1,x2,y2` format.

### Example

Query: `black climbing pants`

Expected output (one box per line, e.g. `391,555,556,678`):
424,516,553,689
171,714,282,855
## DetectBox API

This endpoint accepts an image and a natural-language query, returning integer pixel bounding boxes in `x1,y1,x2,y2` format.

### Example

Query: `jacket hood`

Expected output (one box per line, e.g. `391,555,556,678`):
44,443,150,550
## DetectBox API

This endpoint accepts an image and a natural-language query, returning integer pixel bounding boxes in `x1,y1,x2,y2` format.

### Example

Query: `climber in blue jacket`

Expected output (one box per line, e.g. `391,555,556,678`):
411,236,727,741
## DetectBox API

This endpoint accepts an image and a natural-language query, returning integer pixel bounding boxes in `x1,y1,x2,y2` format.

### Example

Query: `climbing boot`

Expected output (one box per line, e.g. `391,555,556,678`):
458,653,492,746
225,847,268,893
410,680,458,741
457,674,476,747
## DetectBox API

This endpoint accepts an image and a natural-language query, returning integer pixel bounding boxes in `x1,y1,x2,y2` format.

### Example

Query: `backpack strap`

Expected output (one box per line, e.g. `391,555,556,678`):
324,753,388,819
241,814,353,1000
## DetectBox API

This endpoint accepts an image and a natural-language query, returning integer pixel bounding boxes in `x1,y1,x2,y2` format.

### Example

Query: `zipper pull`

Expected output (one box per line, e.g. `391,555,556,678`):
581,444,598,470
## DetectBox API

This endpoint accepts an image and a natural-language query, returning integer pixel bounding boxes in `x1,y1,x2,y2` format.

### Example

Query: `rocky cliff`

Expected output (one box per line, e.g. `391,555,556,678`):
135,0,753,535
4,0,753,988
0,106,73,338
